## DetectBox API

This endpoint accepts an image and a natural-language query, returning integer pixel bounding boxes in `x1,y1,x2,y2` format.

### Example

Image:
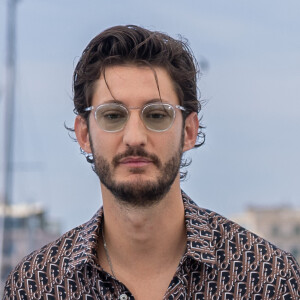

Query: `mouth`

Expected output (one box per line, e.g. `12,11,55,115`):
118,156,153,168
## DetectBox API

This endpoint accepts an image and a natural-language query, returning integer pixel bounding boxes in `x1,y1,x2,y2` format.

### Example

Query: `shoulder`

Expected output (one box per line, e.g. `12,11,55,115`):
3,225,79,298
183,193,300,297
3,208,102,299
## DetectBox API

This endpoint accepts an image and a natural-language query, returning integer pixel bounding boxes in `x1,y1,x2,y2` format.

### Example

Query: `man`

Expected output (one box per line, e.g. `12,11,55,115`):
3,25,300,299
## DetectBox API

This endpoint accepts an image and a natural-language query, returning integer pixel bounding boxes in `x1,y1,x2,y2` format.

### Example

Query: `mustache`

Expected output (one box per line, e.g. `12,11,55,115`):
112,147,162,168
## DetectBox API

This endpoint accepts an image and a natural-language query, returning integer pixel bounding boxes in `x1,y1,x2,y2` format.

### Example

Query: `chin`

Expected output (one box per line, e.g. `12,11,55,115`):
117,171,158,182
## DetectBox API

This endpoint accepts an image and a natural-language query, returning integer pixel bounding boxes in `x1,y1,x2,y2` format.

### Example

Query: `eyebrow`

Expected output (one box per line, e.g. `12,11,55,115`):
101,98,169,106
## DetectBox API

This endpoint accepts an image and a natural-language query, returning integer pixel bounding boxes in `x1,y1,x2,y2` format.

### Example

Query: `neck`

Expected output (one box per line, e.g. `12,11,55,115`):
99,179,186,274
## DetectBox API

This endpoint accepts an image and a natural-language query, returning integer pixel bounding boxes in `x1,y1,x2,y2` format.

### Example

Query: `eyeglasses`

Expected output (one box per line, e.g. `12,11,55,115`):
84,102,186,132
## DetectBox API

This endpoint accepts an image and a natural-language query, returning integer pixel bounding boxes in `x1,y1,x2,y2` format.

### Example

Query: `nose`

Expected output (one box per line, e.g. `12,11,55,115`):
122,110,147,147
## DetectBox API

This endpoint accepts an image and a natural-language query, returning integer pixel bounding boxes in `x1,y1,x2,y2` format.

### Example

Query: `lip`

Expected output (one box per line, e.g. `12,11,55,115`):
119,156,152,167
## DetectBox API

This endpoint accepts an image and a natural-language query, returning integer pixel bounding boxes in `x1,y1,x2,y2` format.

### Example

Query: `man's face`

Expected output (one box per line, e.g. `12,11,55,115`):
78,65,195,207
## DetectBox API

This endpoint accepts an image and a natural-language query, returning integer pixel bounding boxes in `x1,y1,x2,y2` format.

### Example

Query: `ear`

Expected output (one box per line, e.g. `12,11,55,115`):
183,112,199,152
74,115,92,153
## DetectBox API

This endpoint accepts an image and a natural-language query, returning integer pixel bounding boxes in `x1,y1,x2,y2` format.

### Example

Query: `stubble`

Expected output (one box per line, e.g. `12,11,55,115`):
90,140,183,208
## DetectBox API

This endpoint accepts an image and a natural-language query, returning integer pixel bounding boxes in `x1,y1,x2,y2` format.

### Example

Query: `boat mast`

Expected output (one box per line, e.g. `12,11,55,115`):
0,0,19,282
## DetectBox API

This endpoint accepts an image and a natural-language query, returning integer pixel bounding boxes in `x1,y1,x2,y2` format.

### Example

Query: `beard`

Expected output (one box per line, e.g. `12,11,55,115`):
90,138,183,208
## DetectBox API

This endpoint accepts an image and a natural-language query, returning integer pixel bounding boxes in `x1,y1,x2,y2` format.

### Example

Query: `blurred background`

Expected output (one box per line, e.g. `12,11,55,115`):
0,0,299,291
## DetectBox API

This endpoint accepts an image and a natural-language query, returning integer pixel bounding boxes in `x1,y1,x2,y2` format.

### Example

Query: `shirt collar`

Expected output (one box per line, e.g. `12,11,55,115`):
67,191,217,272
182,191,218,269
67,208,103,272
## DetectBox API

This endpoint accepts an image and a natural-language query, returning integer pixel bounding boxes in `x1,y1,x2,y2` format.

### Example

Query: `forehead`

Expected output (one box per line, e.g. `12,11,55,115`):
91,64,179,106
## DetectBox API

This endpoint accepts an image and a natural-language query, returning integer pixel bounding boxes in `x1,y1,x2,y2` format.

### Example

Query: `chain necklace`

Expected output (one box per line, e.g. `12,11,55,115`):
101,223,129,300
101,223,117,278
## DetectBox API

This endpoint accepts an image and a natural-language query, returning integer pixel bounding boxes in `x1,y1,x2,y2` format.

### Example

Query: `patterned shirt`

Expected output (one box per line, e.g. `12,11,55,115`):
3,192,300,299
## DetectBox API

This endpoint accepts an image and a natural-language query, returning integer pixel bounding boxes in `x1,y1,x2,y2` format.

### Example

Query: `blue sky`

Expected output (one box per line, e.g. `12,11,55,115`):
0,0,299,232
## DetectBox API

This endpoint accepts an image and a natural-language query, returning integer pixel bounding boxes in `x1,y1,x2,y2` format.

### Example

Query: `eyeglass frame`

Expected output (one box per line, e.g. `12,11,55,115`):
84,102,187,133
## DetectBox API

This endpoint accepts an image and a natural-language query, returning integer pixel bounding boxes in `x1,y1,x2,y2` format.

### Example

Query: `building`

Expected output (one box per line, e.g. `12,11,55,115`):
0,202,60,292
231,205,300,263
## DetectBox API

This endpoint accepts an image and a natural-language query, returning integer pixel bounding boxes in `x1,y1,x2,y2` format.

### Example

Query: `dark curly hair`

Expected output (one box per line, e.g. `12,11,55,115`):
70,25,205,179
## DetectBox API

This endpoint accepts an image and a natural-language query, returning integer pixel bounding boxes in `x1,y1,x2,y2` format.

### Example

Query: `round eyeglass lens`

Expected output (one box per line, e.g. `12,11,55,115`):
95,104,128,132
142,103,175,132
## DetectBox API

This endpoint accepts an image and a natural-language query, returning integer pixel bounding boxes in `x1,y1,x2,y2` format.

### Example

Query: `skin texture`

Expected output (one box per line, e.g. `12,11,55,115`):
90,139,184,207
74,65,199,300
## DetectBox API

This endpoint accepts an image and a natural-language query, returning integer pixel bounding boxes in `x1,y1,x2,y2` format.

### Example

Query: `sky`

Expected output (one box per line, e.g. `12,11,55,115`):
0,0,299,233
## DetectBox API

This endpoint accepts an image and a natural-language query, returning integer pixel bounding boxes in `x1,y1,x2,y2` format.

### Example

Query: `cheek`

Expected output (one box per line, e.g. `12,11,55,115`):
170,120,185,148
157,129,183,155
90,131,122,159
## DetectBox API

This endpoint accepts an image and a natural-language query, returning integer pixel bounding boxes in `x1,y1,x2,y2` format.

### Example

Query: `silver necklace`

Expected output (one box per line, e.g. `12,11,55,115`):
101,224,116,278
101,223,129,300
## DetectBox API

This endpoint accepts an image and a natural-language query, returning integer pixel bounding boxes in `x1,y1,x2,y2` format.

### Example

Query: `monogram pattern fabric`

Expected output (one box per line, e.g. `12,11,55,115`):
3,192,300,299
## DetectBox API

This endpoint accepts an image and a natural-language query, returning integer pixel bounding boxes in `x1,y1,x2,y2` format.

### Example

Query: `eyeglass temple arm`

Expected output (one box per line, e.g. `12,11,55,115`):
84,106,94,112
175,105,186,111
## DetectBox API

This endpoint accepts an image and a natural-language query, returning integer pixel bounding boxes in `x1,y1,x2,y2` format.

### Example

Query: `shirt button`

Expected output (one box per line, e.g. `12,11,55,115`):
119,294,128,300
